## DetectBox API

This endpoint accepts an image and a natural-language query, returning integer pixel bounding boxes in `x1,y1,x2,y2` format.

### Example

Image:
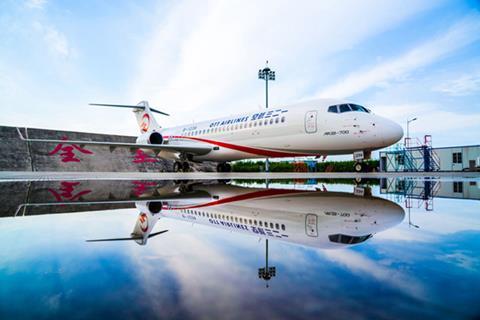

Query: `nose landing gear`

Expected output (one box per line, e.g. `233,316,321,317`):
354,162,364,172
353,150,371,173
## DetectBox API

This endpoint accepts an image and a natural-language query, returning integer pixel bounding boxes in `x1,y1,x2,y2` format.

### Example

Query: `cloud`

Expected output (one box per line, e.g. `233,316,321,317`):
24,0,47,9
436,251,479,271
130,0,439,125
322,249,427,299
32,21,71,58
433,72,480,96
373,102,480,139
316,13,480,99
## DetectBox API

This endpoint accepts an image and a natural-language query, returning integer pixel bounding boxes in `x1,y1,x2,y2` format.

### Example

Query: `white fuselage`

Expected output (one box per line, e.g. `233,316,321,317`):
154,99,403,162
136,184,405,249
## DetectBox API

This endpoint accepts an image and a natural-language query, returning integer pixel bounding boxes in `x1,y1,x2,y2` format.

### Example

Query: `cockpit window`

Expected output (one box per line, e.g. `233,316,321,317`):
350,104,370,113
339,104,351,113
328,104,371,114
328,105,338,113
328,233,372,244
349,104,362,111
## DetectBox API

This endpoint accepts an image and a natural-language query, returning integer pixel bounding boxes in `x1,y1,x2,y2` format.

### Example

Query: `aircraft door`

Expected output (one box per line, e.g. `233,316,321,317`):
305,111,317,133
305,214,318,237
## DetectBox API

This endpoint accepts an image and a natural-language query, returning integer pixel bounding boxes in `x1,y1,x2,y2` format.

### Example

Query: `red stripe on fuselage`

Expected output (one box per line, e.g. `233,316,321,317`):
165,188,306,210
164,135,317,157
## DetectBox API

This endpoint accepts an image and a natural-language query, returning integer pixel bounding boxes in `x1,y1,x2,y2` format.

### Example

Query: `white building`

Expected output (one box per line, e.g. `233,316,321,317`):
380,144,480,172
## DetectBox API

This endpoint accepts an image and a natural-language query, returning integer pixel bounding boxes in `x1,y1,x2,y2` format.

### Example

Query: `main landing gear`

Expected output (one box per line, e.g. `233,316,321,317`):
216,162,232,172
173,161,191,172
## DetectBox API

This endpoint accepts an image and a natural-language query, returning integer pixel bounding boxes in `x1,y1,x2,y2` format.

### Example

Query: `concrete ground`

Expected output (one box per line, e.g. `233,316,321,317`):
1,171,479,181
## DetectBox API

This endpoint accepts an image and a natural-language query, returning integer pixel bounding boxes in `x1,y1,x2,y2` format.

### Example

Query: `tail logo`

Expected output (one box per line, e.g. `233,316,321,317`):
140,114,150,133
139,213,149,232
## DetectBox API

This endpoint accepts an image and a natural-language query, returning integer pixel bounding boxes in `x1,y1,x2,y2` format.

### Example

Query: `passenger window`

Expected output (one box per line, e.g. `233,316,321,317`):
254,220,257,225
328,105,338,113
275,223,279,229
259,221,263,226
275,117,279,123
269,119,273,124
259,121,262,126
270,222,274,228
339,104,351,113
281,116,285,123
264,119,268,125
281,224,285,231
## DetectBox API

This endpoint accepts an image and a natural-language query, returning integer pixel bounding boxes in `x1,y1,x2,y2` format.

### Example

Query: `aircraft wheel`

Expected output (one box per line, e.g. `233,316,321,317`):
217,163,232,172
182,162,190,172
354,162,364,173
173,161,182,172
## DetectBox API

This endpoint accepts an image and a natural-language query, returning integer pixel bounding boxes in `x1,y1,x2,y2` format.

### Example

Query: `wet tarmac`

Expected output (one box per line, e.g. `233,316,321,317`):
1,170,479,181
1,175,479,319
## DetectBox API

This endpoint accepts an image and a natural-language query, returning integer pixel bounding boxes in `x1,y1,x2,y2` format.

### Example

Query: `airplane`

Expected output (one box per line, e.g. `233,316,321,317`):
119,183,405,249
17,99,404,172
9,180,403,249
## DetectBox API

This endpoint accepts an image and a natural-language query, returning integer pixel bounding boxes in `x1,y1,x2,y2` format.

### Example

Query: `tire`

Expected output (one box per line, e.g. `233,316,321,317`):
182,162,190,172
173,162,182,172
224,163,232,172
354,162,363,173
217,163,225,172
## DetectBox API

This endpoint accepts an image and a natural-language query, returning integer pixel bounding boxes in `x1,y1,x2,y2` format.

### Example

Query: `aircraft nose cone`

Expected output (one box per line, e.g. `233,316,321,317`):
391,121,404,143
382,120,403,146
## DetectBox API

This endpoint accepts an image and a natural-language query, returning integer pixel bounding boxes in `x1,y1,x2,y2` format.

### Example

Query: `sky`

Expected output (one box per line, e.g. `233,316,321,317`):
0,0,479,148
1,181,480,319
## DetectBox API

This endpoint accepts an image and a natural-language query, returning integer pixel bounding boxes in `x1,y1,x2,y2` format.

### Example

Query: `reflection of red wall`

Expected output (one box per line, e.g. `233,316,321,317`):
48,181,92,201
132,181,158,197
133,149,159,163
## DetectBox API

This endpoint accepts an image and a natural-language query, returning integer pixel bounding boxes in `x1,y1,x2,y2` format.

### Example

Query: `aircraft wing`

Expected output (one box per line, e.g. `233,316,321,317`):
16,128,211,155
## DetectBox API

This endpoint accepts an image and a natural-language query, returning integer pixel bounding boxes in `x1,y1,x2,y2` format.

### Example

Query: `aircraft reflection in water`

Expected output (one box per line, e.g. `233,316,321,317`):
88,182,405,249
5,180,404,248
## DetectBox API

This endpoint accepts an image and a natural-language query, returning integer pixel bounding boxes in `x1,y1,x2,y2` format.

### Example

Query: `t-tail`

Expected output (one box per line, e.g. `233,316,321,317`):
86,210,167,246
89,101,169,134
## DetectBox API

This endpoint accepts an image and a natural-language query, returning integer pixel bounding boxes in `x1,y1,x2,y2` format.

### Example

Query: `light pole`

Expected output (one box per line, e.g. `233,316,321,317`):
258,239,276,288
258,61,275,172
408,207,419,229
406,117,417,148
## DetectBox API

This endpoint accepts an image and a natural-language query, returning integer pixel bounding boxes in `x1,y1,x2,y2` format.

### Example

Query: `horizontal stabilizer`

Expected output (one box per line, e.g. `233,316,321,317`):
89,103,170,116
86,230,168,242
